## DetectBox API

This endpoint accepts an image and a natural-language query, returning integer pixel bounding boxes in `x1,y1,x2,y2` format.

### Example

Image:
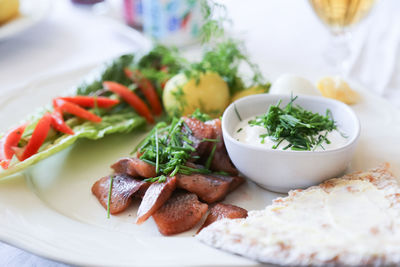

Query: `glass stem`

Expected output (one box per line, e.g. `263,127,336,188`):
324,30,352,77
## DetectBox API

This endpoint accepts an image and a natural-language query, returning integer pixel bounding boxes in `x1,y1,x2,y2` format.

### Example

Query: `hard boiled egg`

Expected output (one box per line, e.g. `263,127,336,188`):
270,74,321,96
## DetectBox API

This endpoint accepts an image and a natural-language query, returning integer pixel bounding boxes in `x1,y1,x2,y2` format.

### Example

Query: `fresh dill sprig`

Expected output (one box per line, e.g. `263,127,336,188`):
183,1,267,95
248,96,338,151
200,0,229,43
131,45,187,96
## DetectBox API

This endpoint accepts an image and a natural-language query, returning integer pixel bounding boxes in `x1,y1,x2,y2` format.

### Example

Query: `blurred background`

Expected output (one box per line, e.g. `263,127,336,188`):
0,0,399,106
0,0,399,265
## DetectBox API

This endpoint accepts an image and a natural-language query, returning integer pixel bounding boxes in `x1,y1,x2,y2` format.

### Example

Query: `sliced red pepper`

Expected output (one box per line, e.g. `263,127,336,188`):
0,123,27,169
103,81,154,124
58,96,119,108
50,107,74,135
53,98,102,123
20,113,52,161
124,68,163,116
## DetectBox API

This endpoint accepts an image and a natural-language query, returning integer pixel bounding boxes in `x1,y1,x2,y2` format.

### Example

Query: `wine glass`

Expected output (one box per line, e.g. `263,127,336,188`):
309,0,376,76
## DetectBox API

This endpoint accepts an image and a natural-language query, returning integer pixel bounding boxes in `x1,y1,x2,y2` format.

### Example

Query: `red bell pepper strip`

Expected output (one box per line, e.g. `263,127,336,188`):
103,81,154,124
124,68,163,116
53,98,102,123
50,107,74,135
0,123,27,169
20,113,52,161
58,96,119,108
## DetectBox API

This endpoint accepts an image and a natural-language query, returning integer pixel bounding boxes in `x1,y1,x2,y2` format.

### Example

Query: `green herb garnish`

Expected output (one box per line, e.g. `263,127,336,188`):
234,104,242,121
107,175,114,219
182,1,266,95
191,108,211,122
138,113,221,182
205,143,217,169
249,96,337,151
138,118,195,182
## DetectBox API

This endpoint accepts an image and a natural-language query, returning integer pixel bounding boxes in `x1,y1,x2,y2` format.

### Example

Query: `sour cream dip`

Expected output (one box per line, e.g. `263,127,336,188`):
233,116,348,151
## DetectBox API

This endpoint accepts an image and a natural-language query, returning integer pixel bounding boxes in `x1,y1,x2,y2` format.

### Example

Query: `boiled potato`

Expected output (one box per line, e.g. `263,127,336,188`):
0,0,19,24
231,84,270,102
163,72,229,117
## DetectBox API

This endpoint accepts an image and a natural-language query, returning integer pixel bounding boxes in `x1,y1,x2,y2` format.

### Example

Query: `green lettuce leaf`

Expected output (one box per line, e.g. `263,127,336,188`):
0,111,145,179
0,53,146,179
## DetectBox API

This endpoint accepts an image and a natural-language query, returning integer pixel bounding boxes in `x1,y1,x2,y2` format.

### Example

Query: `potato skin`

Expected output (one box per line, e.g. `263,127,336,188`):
163,72,230,118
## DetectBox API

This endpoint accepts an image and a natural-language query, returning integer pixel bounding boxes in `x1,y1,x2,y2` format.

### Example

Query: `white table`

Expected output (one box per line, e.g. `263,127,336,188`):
0,0,399,265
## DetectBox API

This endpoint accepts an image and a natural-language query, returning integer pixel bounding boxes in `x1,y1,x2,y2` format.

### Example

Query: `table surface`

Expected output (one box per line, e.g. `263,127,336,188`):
0,0,399,266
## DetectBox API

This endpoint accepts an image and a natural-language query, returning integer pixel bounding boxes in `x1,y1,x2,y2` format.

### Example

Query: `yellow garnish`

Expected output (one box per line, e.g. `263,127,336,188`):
0,0,19,25
317,77,360,105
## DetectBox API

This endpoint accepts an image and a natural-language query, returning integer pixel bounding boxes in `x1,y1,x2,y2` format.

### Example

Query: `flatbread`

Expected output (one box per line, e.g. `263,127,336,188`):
197,163,400,266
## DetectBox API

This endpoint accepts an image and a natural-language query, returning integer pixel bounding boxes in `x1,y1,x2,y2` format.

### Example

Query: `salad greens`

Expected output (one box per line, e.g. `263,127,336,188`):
76,54,135,96
0,0,270,179
249,96,338,151
0,56,147,179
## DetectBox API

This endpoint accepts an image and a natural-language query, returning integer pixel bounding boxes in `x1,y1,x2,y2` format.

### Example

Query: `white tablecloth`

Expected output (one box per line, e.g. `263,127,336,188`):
0,0,399,266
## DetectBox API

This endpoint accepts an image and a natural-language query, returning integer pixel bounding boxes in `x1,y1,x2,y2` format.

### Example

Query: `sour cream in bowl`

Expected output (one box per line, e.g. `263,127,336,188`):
222,94,360,193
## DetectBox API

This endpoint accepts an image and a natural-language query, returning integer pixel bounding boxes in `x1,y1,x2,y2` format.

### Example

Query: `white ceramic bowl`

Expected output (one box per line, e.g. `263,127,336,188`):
222,94,360,193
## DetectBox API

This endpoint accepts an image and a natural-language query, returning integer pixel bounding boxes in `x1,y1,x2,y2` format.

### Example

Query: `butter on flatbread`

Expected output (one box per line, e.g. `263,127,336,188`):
197,164,400,266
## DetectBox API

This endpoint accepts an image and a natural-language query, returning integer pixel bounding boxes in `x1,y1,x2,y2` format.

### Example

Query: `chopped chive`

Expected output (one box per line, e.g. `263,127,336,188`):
248,95,338,151
182,135,194,144
236,128,243,133
205,143,217,169
155,128,159,174
182,121,192,134
213,171,230,176
107,175,114,219
134,111,221,182
141,158,156,166
170,165,180,176
234,104,242,121
201,138,219,143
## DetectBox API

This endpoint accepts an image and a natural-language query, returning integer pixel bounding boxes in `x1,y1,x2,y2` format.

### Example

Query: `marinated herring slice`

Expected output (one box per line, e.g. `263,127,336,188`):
182,117,215,159
92,174,149,215
111,157,156,178
176,173,231,204
206,118,238,175
198,203,248,233
153,191,208,236
136,176,177,224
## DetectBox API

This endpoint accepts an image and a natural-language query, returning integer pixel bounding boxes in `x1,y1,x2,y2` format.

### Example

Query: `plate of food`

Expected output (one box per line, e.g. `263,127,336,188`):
0,0,50,41
1,4,400,267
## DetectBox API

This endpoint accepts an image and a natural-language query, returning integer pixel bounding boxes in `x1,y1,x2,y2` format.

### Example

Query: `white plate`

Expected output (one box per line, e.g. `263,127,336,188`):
0,66,399,266
0,0,51,41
